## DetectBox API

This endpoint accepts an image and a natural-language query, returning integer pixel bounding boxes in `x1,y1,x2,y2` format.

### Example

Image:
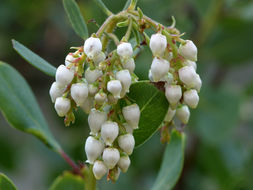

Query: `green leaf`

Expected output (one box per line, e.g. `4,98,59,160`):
0,173,17,190
123,0,131,10
50,172,85,190
0,62,61,152
12,40,56,77
63,0,88,39
126,81,169,147
93,0,113,16
152,130,185,190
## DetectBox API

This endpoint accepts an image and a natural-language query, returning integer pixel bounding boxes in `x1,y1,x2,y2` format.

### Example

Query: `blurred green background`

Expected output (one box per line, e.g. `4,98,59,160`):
0,0,253,189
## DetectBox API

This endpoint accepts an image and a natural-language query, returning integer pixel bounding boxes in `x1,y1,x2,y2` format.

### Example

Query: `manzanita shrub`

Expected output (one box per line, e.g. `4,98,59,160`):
0,0,202,189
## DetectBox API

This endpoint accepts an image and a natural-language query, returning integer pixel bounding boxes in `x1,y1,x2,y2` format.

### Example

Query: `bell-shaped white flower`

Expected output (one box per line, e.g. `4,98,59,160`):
193,74,202,92
88,109,107,135
107,80,122,99
65,53,76,71
178,40,197,61
102,148,120,169
184,60,197,71
85,136,104,164
123,123,133,134
116,70,131,94
101,121,119,146
122,104,140,129
165,84,182,105
117,155,130,173
178,66,198,88
118,134,135,155
149,33,167,57
161,72,174,84
93,51,106,66
93,160,108,180
80,97,94,114
151,57,170,82
148,69,154,82
122,58,135,73
95,92,107,105
55,65,74,87
84,37,102,58
88,84,98,96
54,97,71,117
176,105,190,124
85,68,103,84
70,83,88,106
184,89,199,109
164,107,176,122
117,42,133,58
49,82,65,103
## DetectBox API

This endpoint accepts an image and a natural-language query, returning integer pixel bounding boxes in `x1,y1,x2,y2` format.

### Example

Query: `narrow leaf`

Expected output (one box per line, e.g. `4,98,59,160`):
0,62,61,152
50,172,85,190
123,0,131,10
63,0,88,39
152,130,185,190
0,173,17,190
94,0,113,16
126,81,169,147
12,40,56,77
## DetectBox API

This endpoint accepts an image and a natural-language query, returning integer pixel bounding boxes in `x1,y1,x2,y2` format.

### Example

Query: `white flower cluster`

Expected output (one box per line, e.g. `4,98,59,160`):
50,36,140,181
149,34,202,125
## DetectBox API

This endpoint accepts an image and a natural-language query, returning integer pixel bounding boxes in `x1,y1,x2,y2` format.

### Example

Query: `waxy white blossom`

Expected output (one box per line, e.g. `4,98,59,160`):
116,70,132,94
178,40,197,61
122,104,140,129
84,37,102,58
101,121,119,146
161,72,174,84
151,57,170,82
65,54,76,71
178,66,198,88
85,136,104,164
149,33,167,57
88,84,98,96
184,60,197,71
49,82,64,103
118,156,130,173
107,80,122,99
54,97,71,117
164,107,176,122
122,58,135,73
176,105,190,124
93,160,108,180
148,69,154,82
93,51,106,66
117,42,133,58
88,109,107,135
123,123,133,134
95,92,107,105
118,134,135,155
85,68,103,84
165,84,182,105
193,74,202,92
55,65,74,87
70,83,88,106
80,97,94,114
102,148,120,169
183,89,199,109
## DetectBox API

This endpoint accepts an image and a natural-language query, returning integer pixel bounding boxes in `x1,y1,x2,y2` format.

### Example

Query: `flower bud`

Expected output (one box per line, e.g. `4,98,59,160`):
80,97,94,114
183,89,199,109
123,123,133,134
54,97,71,117
49,82,65,103
95,92,107,105
118,134,135,155
117,155,130,173
88,84,98,96
93,51,106,66
116,70,131,93
117,42,133,58
70,83,88,106
101,121,119,146
164,107,176,122
93,160,108,180
88,109,107,135
178,66,198,88
184,60,197,71
151,57,170,82
107,80,122,99
149,33,167,57
85,68,103,84
85,136,104,164
122,104,140,129
176,105,190,124
165,84,182,105
55,65,74,87
178,40,197,61
102,148,120,169
161,72,174,84
65,54,76,71
84,37,102,58
122,58,135,73
193,74,202,92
